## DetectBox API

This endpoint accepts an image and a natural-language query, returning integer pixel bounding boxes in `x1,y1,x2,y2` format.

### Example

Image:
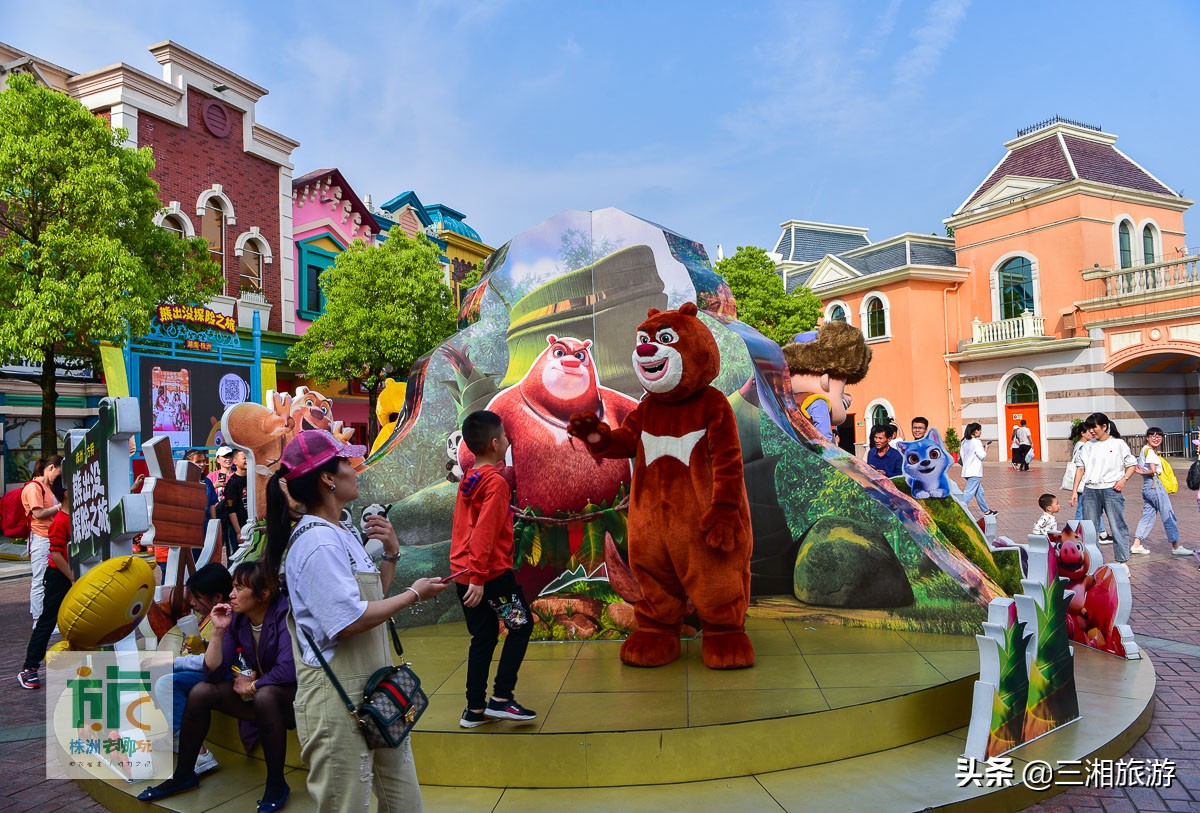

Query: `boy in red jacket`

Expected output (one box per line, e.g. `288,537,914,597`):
450,410,536,728
18,494,75,688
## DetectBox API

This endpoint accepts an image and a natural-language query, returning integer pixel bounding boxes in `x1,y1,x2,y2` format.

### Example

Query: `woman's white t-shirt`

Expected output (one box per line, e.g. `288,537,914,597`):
961,437,988,478
285,515,378,667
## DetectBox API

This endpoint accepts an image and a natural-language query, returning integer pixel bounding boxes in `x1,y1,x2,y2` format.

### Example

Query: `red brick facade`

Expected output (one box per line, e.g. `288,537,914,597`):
137,91,282,331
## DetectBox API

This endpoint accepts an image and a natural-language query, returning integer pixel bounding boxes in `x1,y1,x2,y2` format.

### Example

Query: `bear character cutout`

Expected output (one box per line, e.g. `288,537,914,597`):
460,335,638,515
567,302,755,669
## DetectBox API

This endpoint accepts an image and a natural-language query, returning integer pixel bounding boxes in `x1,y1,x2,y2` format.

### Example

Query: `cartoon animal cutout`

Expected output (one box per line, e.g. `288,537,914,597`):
370,378,408,455
896,429,952,499
1048,522,1128,657
220,402,288,527
288,386,355,443
460,335,638,515
445,430,464,483
568,303,755,670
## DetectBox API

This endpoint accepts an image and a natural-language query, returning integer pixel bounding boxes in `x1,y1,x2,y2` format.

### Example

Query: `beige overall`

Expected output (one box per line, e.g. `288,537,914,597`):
289,568,423,812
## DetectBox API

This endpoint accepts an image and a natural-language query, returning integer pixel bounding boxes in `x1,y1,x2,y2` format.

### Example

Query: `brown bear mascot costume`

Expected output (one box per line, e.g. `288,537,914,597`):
568,303,755,669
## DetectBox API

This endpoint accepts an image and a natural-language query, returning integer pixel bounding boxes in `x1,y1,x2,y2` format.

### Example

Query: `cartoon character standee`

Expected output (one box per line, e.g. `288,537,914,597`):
460,335,638,515
896,429,953,499
568,303,755,670
782,321,871,442
1050,525,1125,656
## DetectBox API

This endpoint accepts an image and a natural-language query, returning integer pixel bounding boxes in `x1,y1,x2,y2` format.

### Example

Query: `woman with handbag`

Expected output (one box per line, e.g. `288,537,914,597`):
138,560,296,812
263,430,448,813
1132,427,1193,557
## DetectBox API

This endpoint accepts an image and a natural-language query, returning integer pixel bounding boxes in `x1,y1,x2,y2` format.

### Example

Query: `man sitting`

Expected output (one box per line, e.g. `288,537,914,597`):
866,424,903,478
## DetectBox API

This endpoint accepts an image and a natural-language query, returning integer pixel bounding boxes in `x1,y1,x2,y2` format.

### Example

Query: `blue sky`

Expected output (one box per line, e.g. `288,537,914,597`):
5,0,1199,256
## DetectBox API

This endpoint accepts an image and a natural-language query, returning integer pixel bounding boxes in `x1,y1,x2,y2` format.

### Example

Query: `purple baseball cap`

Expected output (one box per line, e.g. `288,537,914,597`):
281,430,366,480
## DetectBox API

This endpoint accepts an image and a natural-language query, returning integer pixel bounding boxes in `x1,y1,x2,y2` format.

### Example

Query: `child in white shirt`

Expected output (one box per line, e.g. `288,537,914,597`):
1032,493,1059,537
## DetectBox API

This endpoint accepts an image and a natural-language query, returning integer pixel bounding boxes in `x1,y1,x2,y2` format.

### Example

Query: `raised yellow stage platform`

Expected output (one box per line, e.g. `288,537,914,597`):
76,619,1155,812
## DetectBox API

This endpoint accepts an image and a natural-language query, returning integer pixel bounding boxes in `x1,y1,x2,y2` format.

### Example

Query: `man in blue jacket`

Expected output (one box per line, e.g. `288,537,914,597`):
866,424,903,477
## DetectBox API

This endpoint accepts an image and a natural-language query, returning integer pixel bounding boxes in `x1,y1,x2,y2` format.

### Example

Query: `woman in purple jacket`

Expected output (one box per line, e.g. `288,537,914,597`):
139,561,297,812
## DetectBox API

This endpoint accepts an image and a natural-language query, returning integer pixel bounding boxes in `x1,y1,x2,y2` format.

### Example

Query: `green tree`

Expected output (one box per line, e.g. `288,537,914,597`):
715,245,822,345
289,231,456,445
0,73,220,455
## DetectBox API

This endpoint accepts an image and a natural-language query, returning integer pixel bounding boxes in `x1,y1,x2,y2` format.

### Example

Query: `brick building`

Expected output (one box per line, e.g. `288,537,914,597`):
0,40,299,477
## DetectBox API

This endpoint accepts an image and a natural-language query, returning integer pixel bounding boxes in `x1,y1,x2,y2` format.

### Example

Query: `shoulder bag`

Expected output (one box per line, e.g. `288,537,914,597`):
300,621,427,749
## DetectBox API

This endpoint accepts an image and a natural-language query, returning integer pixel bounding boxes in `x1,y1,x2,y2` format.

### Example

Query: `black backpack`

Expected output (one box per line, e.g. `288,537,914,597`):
1187,460,1200,491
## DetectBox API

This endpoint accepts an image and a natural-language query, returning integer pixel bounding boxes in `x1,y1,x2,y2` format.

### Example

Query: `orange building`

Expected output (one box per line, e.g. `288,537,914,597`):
776,118,1196,462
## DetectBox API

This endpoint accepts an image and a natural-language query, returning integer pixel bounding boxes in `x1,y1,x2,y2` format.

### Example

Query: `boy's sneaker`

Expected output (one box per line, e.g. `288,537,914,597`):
485,698,537,721
459,708,495,729
1171,546,1195,556
1130,544,1150,555
194,748,219,775
17,669,41,689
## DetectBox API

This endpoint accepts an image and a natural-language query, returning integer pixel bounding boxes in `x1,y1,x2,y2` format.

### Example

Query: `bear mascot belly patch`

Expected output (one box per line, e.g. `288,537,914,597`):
567,302,755,669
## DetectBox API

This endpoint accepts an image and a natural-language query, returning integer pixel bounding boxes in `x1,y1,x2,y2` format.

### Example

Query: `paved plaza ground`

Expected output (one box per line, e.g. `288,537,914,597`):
0,462,1197,811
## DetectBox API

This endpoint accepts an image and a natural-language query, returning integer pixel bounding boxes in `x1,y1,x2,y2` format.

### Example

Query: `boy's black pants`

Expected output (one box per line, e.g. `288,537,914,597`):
456,570,532,709
24,567,72,670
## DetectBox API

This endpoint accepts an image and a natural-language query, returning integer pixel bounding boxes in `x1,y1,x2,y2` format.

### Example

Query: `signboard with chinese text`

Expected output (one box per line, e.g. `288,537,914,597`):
155,304,236,335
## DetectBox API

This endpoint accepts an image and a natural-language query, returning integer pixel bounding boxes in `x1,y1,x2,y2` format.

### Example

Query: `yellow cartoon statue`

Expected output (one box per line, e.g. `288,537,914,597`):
370,377,408,455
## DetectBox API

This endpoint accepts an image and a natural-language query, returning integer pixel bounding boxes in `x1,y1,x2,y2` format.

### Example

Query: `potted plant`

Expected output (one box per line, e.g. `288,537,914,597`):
944,427,962,464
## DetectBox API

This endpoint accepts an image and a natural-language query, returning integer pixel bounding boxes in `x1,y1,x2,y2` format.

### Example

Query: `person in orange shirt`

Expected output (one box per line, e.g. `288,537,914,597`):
21,455,61,628
18,490,74,689
450,410,536,729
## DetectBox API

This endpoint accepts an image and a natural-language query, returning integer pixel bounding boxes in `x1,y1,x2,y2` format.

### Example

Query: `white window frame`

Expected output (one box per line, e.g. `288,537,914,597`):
824,299,853,326
196,184,237,225
859,291,891,342
989,251,1041,321
1138,218,1161,265
1113,216,1136,269
154,202,196,237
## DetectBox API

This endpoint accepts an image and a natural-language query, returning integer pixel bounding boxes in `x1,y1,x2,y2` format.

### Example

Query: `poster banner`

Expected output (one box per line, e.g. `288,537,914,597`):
137,358,251,449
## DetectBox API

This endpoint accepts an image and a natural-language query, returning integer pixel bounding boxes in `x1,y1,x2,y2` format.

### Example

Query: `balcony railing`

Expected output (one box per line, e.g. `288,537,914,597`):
1081,250,1200,303
971,311,1046,345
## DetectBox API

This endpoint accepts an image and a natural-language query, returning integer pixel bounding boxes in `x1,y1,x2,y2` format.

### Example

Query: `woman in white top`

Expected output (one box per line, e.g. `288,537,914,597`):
1133,427,1193,557
1070,413,1137,563
264,430,449,813
959,423,998,516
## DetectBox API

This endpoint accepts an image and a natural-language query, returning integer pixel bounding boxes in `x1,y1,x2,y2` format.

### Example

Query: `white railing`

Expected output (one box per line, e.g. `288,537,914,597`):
1082,252,1200,300
971,311,1046,345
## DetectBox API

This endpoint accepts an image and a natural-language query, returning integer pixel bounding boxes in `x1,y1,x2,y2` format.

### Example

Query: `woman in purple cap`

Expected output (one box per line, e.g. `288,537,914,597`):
262,430,448,813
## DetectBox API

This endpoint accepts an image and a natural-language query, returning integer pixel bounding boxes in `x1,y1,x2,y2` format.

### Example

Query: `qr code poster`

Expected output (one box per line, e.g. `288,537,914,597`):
44,651,175,782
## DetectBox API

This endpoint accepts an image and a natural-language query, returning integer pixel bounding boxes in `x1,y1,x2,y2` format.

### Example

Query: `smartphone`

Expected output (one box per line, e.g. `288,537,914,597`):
440,569,468,584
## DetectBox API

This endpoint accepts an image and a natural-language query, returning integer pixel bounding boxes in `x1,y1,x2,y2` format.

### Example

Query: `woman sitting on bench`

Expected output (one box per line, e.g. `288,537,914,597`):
139,560,296,813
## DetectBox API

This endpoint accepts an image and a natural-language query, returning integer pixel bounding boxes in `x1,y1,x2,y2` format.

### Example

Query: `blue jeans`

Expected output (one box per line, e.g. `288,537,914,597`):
1083,487,1131,562
964,476,991,513
154,669,206,736
1135,477,1179,545
1074,498,1106,533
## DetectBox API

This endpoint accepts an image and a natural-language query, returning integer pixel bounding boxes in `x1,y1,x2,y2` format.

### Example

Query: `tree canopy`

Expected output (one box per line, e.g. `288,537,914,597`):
288,230,456,444
715,245,822,345
0,72,221,454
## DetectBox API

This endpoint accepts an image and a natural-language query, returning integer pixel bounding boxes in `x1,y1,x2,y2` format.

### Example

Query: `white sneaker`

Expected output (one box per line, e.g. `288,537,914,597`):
195,748,219,775
1130,545,1150,555
1171,546,1195,556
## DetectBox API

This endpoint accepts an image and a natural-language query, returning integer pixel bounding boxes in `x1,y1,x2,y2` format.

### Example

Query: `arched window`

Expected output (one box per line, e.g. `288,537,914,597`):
1006,373,1038,404
239,238,265,294
161,214,187,239
829,304,847,323
202,198,225,274
865,297,886,338
870,404,891,429
998,257,1034,320
1118,221,1133,268
1143,225,1157,264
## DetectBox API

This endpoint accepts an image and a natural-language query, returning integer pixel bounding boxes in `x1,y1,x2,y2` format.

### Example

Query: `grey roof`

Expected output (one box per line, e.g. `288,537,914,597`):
775,224,870,263
783,235,957,292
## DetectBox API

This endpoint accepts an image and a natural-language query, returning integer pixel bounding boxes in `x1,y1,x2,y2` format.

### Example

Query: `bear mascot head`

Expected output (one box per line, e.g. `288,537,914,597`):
633,302,720,402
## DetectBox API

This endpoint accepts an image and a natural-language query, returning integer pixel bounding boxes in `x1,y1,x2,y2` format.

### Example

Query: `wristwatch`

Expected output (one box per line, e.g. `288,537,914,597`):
381,552,401,563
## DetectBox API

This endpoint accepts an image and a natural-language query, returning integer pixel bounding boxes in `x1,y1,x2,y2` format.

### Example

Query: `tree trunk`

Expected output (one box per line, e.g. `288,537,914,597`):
366,379,379,451
39,345,59,457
